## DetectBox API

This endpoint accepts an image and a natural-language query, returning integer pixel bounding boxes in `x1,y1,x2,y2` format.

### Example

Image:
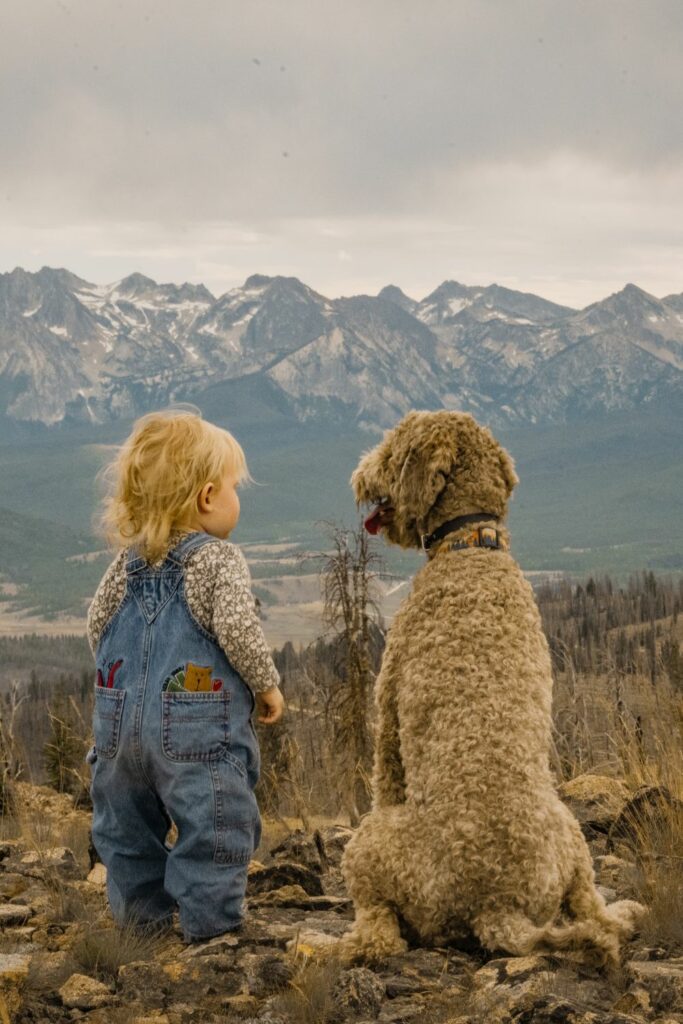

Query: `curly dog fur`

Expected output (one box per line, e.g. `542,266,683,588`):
334,410,644,966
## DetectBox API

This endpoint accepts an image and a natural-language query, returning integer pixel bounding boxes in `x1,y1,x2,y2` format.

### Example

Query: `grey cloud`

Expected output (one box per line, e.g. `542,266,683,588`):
0,0,681,305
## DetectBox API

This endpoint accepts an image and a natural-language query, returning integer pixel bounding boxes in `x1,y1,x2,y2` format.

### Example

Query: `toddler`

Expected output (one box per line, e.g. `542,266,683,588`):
86,409,284,942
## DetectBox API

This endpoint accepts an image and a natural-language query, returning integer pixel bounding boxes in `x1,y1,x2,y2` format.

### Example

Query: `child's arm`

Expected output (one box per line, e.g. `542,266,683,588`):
192,542,283,702
86,551,127,655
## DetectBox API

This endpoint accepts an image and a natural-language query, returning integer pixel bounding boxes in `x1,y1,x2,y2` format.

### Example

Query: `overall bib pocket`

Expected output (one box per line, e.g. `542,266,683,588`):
162,690,231,762
93,687,126,758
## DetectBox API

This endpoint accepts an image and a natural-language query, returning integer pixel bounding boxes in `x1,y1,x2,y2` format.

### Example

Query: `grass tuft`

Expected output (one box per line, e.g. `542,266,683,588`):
269,956,344,1024
71,918,167,983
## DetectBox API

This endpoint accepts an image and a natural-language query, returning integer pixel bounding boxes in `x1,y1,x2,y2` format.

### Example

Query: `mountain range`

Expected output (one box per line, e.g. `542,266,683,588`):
2,266,682,431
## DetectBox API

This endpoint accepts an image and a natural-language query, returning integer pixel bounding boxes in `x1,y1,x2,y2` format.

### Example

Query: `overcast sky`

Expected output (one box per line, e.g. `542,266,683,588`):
2,0,682,307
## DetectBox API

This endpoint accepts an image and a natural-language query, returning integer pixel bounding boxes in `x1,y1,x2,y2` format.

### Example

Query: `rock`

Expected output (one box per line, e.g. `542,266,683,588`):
86,863,107,886
469,954,554,1014
290,911,353,936
18,846,79,880
269,830,324,873
249,883,351,911
499,993,642,1023
0,902,33,925
0,840,22,863
383,974,434,998
178,917,287,960
237,951,295,997
378,947,472,991
627,959,683,1013
164,1003,204,1024
558,774,629,836
220,993,260,1015
378,996,430,1023
630,946,671,961
247,860,324,896
176,954,245,1000
258,913,351,943
179,932,242,958
0,952,31,1019
118,960,176,1000
468,954,618,1023
313,825,354,870
238,917,293,950
594,854,637,894
123,955,245,1007
612,985,652,1015
330,967,385,1020
0,871,30,901
24,950,73,993
58,972,115,1009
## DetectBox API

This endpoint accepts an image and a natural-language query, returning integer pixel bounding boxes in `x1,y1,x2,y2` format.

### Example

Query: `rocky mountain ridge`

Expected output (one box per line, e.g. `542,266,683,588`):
1,266,682,430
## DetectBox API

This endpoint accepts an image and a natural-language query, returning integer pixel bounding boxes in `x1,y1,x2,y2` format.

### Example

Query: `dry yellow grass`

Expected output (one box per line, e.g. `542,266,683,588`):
553,667,683,950
269,957,343,1024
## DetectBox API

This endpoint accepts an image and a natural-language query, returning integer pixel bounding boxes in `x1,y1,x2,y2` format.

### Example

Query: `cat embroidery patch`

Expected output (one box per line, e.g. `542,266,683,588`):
163,662,223,692
97,659,123,688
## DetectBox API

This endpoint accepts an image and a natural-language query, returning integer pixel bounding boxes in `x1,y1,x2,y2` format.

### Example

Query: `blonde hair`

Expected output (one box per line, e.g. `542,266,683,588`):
97,408,250,563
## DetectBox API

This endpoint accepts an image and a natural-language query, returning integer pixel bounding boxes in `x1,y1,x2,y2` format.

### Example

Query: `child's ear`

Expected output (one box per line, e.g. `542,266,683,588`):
197,481,214,512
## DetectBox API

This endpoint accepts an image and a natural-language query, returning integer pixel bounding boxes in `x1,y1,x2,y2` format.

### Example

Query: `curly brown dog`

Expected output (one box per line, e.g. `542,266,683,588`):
334,410,643,966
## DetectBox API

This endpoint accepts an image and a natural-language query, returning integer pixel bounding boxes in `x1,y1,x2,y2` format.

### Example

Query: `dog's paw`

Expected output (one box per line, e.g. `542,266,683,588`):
286,930,344,964
334,929,408,966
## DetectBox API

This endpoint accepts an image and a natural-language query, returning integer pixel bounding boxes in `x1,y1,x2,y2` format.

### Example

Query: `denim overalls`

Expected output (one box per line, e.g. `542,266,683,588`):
89,531,262,942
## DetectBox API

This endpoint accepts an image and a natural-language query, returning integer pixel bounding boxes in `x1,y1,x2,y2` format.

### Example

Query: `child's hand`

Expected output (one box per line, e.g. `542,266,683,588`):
255,685,285,724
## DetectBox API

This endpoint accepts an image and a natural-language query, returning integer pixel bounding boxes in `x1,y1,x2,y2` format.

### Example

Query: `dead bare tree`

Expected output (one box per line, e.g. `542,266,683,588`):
0,680,29,815
317,519,384,826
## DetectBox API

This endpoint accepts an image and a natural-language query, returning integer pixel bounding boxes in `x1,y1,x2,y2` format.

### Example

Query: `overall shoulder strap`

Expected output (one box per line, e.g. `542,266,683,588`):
124,531,218,574
166,531,219,565
125,547,147,575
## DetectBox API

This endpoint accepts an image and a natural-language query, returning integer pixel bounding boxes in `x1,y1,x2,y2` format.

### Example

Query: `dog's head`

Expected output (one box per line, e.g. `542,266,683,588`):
351,410,518,549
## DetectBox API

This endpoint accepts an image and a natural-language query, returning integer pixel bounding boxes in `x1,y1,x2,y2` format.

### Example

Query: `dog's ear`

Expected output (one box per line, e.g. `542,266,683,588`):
398,444,453,525
350,456,372,504
498,445,519,497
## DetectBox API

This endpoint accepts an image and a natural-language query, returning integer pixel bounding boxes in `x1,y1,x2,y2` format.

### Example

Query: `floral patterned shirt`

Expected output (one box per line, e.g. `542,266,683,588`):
86,532,280,694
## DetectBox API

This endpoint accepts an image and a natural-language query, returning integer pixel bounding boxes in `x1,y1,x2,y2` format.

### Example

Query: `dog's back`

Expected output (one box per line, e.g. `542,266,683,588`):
385,545,555,814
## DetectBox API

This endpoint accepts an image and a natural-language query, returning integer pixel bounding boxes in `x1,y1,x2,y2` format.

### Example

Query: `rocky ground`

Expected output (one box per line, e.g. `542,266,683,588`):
0,776,681,1024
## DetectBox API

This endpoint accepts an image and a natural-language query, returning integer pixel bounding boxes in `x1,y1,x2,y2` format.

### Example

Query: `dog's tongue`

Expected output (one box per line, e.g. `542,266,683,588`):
364,508,384,534
364,506,389,534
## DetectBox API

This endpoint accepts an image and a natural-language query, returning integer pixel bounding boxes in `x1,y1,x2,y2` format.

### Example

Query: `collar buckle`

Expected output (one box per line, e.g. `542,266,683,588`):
421,512,499,553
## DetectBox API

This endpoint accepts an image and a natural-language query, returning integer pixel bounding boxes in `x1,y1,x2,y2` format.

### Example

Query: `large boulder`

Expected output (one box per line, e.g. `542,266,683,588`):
627,958,683,1013
313,825,354,870
247,860,324,896
58,972,115,1010
269,829,324,873
558,774,629,837
330,967,385,1021
0,952,31,1020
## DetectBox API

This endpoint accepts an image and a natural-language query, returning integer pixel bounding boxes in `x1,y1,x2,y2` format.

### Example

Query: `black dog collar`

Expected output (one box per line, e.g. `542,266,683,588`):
421,512,500,552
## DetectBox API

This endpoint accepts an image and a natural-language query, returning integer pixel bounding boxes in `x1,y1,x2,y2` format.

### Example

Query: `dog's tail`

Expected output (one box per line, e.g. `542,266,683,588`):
474,863,645,966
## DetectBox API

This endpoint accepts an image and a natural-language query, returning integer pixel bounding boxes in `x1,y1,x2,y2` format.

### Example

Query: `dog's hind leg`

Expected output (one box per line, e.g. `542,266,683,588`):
473,907,620,966
334,810,410,964
473,858,645,967
560,855,645,955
